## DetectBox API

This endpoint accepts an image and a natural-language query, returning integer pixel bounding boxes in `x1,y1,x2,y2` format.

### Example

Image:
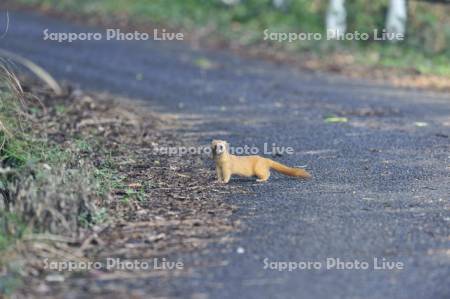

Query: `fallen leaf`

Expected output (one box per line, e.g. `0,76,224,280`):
135,73,144,80
128,183,142,188
414,122,428,127
194,58,215,70
45,274,65,282
324,116,348,123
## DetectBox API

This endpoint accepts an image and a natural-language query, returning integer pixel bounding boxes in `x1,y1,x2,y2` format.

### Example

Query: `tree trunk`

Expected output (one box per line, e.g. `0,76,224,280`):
386,0,407,41
326,0,347,39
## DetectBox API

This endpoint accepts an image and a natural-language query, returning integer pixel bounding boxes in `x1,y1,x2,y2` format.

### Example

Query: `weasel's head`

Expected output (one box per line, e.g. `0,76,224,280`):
211,140,228,158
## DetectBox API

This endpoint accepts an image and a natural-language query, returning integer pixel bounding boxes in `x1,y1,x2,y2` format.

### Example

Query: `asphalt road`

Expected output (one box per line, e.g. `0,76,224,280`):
2,10,450,299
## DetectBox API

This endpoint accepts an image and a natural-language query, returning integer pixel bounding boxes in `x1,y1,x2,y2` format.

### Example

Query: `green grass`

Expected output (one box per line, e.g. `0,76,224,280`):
0,212,27,251
0,76,111,250
0,88,71,170
0,212,26,295
78,207,108,228
0,271,22,297
94,166,122,196
0,78,117,298
16,0,450,76
354,44,450,77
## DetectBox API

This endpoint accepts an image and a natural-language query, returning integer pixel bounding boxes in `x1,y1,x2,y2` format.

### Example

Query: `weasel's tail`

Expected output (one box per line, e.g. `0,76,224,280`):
269,160,311,179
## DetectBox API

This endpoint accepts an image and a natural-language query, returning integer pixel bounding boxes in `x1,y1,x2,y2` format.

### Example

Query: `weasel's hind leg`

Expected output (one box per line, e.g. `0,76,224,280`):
255,162,270,182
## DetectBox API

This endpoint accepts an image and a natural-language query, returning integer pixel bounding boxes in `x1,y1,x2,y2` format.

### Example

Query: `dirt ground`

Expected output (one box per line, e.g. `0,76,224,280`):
5,82,242,298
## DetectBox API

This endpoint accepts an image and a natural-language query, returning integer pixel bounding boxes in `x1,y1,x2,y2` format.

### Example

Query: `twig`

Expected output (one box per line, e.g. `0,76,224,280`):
0,48,62,95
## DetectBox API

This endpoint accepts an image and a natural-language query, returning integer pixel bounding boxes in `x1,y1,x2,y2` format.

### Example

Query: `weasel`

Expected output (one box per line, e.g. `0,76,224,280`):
211,140,311,183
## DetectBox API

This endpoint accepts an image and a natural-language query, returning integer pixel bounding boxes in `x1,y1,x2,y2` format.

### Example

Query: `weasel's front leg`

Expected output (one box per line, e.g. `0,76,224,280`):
222,167,231,184
216,165,223,182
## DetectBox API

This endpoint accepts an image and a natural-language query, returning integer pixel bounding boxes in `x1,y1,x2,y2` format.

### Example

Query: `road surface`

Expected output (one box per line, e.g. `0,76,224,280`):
2,10,450,299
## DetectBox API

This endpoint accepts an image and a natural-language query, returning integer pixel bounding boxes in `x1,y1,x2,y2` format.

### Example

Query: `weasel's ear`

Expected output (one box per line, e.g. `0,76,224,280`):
211,140,218,158
216,142,227,155
211,140,218,151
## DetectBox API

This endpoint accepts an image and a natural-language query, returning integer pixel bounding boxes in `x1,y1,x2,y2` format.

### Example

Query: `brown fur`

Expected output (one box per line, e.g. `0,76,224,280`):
211,140,311,183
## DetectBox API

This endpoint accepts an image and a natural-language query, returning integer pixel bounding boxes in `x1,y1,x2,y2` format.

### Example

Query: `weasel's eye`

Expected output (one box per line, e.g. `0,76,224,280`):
215,144,225,153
